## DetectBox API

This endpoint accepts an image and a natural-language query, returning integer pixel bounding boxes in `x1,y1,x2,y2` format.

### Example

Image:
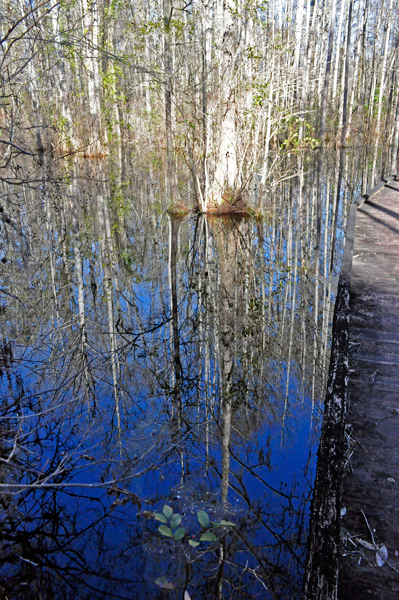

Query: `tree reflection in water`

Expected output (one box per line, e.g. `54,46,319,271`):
0,157,342,599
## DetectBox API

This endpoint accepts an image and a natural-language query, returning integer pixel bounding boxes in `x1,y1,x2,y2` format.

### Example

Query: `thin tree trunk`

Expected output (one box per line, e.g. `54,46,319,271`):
330,0,353,272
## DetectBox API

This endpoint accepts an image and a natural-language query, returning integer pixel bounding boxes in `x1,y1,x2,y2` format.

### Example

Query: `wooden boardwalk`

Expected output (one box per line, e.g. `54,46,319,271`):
339,179,399,599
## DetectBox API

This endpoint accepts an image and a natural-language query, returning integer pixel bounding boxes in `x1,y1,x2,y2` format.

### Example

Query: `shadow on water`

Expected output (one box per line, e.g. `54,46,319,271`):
0,156,348,599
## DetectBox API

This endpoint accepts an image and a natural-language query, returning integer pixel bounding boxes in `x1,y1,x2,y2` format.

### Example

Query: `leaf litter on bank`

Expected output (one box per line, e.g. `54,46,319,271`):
376,544,388,567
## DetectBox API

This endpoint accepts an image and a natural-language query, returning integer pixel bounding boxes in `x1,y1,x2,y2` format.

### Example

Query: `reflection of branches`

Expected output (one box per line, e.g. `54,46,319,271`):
210,463,306,567
228,448,299,505
0,288,25,307
0,157,333,599
0,484,142,599
115,315,171,350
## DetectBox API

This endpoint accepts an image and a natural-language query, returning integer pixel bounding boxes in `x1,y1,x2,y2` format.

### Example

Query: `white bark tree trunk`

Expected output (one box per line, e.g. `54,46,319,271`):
81,0,103,155
372,0,393,183
206,0,241,210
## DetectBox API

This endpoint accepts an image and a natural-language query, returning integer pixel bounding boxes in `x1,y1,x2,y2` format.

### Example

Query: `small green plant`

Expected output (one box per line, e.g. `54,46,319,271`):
154,505,185,541
153,505,236,547
152,506,236,590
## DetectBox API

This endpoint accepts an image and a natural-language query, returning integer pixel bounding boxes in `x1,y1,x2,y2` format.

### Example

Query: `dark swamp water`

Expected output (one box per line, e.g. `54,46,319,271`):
0,152,364,599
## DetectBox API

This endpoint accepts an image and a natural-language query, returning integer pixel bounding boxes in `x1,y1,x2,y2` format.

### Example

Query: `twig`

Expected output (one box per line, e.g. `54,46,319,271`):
371,369,381,382
360,510,399,574
375,408,399,425
360,510,378,548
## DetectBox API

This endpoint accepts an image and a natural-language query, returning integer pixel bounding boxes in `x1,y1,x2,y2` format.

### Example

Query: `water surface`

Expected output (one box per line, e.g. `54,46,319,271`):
0,156,349,599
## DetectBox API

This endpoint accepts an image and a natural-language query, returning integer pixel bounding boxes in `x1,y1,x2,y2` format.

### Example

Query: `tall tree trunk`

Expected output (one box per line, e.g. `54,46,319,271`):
371,0,393,184
330,0,353,272
81,0,103,155
315,0,337,274
206,0,241,211
164,0,181,210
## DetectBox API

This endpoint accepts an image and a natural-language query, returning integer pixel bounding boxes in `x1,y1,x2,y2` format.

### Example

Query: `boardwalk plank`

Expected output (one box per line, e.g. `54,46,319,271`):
339,179,399,599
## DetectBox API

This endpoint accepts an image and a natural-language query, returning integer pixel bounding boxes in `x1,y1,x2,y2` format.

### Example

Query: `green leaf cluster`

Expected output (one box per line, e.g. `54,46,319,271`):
154,505,185,541
153,505,236,547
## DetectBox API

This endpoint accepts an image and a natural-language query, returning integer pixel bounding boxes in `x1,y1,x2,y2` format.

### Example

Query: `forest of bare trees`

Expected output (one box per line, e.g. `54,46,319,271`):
1,0,399,211
0,0,398,598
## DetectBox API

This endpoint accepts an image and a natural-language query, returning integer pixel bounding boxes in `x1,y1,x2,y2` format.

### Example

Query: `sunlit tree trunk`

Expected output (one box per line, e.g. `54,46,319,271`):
346,0,365,139
315,0,337,273
332,0,347,104
81,0,103,155
206,0,241,211
330,0,353,271
371,0,393,184
164,0,181,210
50,5,75,151
390,77,399,173
260,47,275,189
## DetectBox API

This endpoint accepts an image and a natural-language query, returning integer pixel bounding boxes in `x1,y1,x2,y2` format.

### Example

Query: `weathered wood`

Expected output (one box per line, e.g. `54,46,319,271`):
339,178,399,599
303,176,399,600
